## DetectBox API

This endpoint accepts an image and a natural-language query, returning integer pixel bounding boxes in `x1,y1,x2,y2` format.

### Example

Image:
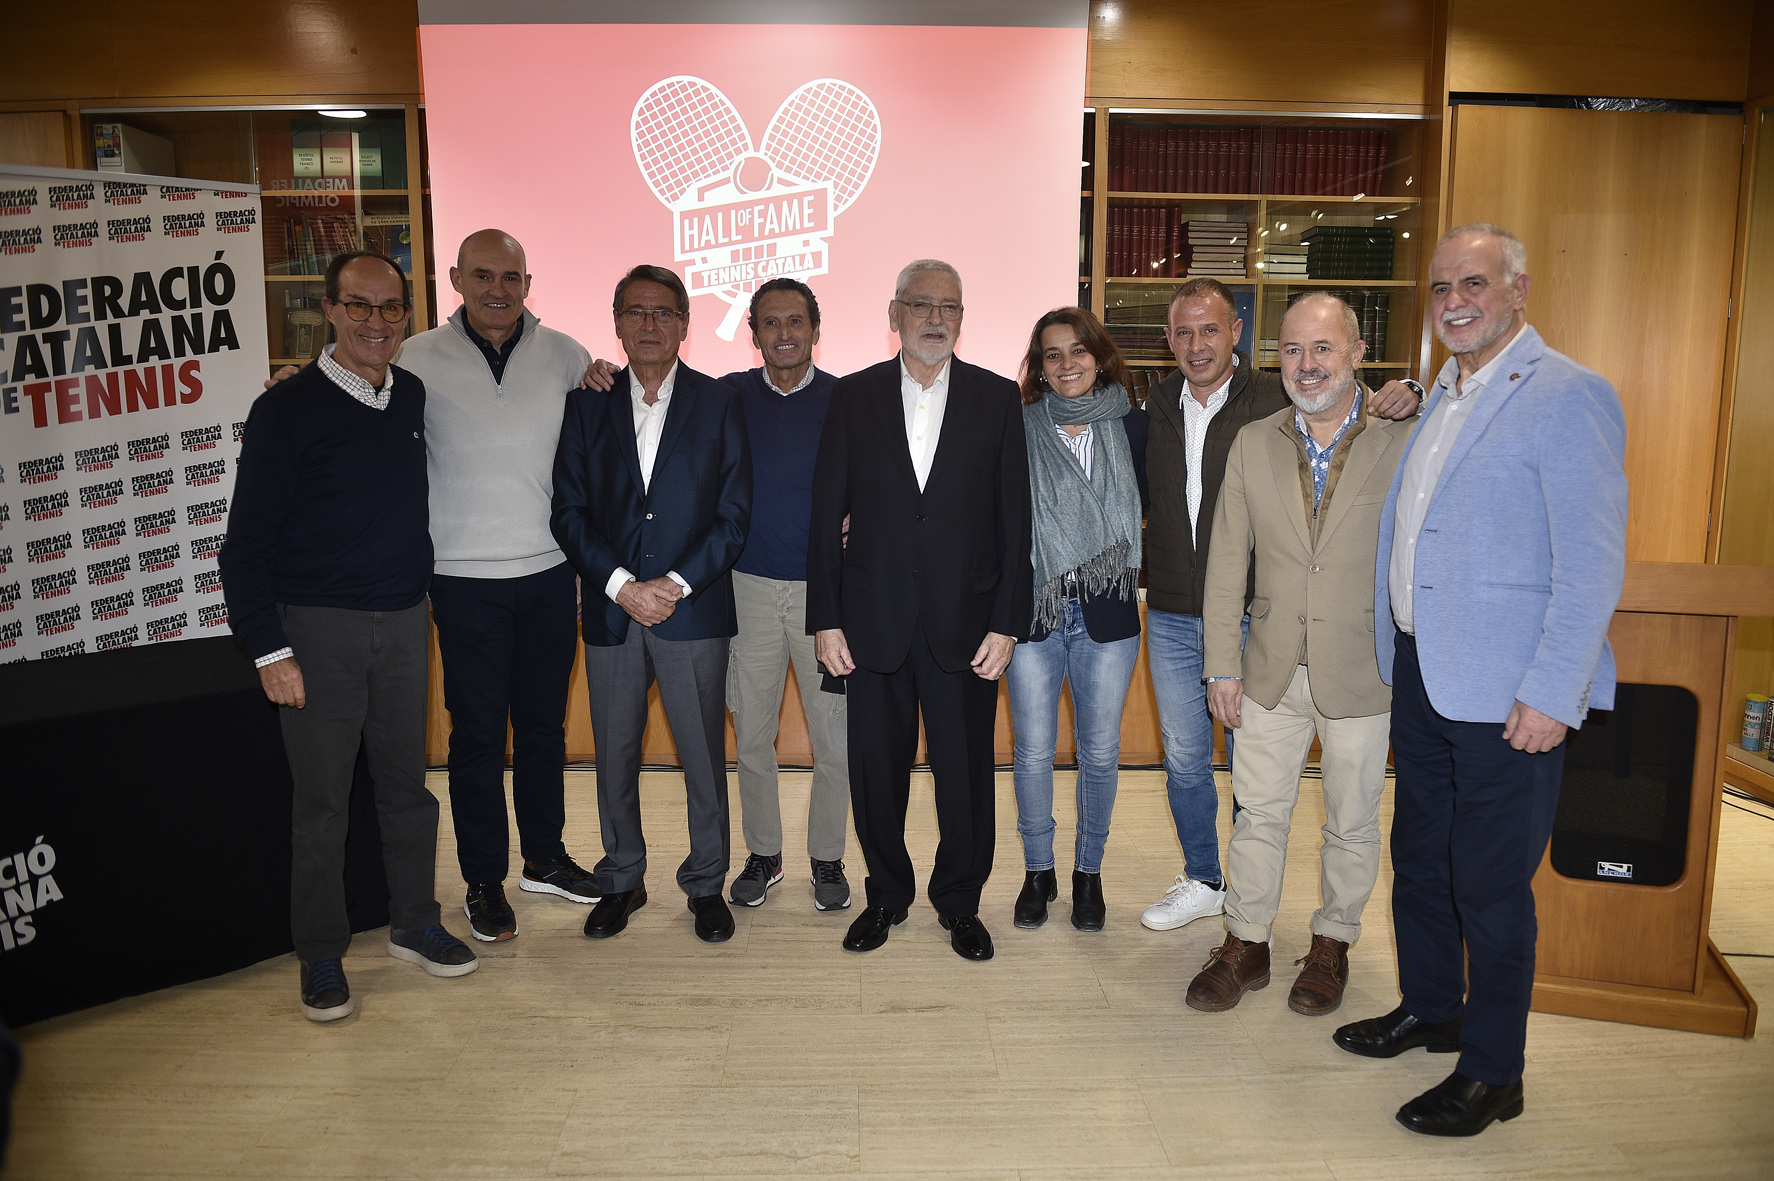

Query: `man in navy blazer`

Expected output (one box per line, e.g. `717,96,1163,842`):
1333,224,1628,1136
550,265,751,944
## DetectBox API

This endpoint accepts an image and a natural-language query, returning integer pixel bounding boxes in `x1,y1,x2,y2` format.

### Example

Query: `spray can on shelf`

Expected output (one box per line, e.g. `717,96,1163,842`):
1744,694,1769,752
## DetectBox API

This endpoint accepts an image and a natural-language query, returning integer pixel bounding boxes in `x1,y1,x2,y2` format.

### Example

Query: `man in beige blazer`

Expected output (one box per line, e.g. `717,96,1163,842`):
1187,292,1414,1017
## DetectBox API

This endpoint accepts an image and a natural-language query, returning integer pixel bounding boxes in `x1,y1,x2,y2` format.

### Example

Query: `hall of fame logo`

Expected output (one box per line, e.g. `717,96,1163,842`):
631,76,881,340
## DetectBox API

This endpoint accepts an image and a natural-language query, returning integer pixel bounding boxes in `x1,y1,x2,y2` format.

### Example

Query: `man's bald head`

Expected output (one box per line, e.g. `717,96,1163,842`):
450,229,531,346
457,228,525,273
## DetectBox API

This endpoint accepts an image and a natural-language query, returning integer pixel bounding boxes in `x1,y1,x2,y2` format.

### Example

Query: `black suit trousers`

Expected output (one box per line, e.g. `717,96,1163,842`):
847,618,998,915
1389,631,1564,1087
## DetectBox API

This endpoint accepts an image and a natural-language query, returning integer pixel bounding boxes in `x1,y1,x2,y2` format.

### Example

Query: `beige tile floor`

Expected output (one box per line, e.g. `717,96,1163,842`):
9,765,1773,1179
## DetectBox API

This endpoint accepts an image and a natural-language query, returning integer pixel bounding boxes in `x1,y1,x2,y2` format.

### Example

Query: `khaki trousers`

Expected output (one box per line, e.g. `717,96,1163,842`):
727,570,851,861
1224,664,1390,945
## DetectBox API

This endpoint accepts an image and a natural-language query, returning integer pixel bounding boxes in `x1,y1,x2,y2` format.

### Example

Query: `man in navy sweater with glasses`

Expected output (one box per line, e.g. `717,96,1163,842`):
221,250,477,1024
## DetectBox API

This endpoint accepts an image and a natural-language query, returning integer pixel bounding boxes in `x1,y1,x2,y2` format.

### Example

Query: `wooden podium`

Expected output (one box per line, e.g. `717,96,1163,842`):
1529,562,1773,1038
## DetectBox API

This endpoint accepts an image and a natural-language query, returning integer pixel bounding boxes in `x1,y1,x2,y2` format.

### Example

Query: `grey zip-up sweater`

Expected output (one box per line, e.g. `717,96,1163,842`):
396,307,592,578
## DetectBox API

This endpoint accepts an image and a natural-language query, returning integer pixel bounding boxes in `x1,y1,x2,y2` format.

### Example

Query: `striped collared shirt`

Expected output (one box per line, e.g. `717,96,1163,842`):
1057,423,1095,480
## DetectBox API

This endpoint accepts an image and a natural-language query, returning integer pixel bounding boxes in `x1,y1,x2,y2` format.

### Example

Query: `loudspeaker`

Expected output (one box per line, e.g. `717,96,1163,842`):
1550,682,1698,888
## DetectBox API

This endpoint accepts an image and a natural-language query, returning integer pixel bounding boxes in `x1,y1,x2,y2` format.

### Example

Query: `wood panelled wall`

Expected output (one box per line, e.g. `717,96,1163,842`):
1446,0,1753,102
1086,0,1433,108
1445,104,1744,564
2,1,420,104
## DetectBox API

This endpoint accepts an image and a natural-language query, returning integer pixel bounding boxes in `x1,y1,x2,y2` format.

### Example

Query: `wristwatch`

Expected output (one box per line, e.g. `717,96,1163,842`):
1401,378,1426,411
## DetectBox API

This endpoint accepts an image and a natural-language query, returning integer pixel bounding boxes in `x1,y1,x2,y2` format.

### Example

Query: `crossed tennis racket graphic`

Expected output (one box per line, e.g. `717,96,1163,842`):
631,76,881,341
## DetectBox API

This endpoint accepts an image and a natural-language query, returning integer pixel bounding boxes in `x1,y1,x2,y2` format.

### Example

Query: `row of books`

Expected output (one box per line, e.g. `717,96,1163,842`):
1300,226,1395,280
1107,127,1392,197
1257,288,1393,363
263,213,414,277
1104,211,1248,279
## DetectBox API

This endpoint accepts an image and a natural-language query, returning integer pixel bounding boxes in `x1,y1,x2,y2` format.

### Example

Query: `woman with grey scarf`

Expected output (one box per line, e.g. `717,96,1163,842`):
1005,307,1148,932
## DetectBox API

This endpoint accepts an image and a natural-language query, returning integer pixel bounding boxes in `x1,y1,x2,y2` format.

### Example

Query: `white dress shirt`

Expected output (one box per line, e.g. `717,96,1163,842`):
1180,356,1236,544
1389,323,1527,634
605,361,691,605
901,355,952,491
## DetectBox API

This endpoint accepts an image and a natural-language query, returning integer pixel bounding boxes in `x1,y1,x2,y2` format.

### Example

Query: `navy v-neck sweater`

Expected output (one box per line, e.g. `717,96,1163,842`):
720,366,836,582
219,360,432,660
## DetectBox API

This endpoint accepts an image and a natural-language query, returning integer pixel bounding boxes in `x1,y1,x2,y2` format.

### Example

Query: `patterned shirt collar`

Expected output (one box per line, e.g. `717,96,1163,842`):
763,364,818,396
319,343,394,410
1294,388,1363,506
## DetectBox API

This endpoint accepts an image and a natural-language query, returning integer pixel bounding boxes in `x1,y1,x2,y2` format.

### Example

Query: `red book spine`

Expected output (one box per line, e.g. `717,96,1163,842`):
1376,129,1391,193
1186,130,1200,193
1164,128,1178,192
1169,209,1181,277
1216,130,1229,194
1141,129,1155,191
1344,130,1358,195
1307,131,1322,195
1282,130,1297,194
1238,128,1252,193
1109,126,1123,191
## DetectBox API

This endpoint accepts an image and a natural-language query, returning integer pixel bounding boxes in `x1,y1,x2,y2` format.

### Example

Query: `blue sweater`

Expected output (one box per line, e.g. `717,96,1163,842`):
720,366,836,581
219,361,432,660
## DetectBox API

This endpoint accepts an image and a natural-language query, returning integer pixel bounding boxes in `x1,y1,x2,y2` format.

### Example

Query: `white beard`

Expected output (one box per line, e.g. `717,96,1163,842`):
1286,368,1354,416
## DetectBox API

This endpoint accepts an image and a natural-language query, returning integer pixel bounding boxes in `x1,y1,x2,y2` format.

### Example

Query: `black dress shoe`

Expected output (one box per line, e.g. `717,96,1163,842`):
1332,1005,1462,1058
687,893,735,943
1013,869,1057,929
938,913,995,961
842,905,907,952
1397,1071,1524,1136
582,886,647,939
1071,870,1105,931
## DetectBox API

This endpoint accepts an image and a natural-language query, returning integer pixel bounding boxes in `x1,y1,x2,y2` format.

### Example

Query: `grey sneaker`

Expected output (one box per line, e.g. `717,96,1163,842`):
729,852,783,907
387,924,479,977
811,858,852,911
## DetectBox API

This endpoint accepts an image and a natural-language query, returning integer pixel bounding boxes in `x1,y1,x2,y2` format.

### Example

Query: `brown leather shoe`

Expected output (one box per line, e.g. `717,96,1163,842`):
1288,934,1350,1016
1185,934,1271,1012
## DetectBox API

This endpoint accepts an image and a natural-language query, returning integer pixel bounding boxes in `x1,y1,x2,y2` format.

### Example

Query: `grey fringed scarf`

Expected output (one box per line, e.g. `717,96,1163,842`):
1024,381,1143,633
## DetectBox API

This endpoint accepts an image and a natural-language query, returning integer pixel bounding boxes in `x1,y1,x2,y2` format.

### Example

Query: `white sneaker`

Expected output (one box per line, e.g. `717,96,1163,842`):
1140,874,1226,931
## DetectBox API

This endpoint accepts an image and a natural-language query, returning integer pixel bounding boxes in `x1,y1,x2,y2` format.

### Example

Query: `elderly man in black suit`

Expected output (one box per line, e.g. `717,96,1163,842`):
808,258,1033,962
550,264,751,945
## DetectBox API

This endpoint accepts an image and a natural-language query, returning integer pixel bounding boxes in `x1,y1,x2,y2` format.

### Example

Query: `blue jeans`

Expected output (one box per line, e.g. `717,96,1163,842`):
1145,608,1245,884
1005,599,1141,874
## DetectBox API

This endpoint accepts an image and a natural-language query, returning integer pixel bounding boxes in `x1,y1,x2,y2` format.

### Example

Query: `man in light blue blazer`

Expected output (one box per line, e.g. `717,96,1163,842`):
1331,224,1628,1137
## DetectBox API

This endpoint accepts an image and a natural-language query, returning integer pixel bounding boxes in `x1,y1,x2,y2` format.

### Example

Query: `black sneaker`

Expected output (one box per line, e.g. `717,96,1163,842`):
729,852,783,907
464,882,517,942
811,858,852,911
300,958,355,1022
387,924,479,977
520,854,602,903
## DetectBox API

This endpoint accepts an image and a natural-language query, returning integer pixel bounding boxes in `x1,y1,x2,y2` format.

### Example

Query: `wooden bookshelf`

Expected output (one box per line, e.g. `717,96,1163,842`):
1083,109,1430,381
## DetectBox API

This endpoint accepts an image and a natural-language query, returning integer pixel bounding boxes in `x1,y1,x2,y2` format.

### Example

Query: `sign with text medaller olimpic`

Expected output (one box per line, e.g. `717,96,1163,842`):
0,166,268,661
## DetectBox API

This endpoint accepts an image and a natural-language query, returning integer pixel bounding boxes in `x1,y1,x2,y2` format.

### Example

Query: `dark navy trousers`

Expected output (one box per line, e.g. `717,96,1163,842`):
429,561,578,884
1389,630,1565,1087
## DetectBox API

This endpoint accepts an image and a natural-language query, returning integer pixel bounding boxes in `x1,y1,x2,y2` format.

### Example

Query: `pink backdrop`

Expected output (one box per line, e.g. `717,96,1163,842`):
417,22,1087,379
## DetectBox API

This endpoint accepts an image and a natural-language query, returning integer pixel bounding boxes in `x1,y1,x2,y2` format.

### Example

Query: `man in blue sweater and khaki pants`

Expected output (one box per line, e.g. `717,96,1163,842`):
222,250,478,1023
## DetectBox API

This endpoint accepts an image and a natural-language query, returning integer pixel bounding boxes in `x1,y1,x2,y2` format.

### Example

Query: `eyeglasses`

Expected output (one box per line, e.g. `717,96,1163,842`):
336,300,411,323
894,298,963,322
620,307,685,327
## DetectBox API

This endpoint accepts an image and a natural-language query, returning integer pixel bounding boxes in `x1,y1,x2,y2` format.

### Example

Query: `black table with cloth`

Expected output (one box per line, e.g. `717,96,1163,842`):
0,636,392,1026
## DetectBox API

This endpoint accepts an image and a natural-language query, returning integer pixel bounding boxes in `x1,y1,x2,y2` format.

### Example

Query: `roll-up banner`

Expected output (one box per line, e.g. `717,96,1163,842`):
417,0,1089,378
0,166,268,662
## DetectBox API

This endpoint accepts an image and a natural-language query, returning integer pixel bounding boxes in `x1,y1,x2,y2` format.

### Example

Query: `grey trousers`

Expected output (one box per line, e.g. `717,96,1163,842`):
583,624,731,897
727,571,850,861
277,601,440,961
